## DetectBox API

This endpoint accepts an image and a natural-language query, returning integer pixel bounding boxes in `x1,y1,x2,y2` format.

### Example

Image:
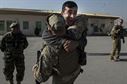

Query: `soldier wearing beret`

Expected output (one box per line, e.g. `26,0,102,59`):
0,22,28,84
110,19,125,61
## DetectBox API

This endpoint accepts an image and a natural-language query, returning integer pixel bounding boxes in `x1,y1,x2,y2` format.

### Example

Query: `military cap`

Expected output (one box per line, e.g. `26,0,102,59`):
48,14,65,31
10,22,19,28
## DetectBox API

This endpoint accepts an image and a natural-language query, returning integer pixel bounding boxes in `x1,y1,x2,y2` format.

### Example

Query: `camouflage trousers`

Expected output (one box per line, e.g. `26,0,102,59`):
3,53,25,81
111,39,121,59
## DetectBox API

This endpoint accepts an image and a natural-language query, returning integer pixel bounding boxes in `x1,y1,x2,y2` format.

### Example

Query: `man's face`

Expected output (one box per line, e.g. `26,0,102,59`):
62,7,77,26
117,19,123,26
119,20,123,26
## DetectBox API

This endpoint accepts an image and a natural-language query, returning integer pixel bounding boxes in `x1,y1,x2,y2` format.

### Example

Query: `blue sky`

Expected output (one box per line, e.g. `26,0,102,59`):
0,0,127,24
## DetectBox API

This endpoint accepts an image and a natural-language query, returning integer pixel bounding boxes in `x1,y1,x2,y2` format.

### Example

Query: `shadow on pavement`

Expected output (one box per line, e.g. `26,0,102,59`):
87,53,127,56
119,59,127,62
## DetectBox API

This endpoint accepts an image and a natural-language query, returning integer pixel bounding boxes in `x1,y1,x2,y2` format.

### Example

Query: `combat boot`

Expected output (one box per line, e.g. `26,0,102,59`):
7,80,14,84
17,81,21,84
114,56,120,62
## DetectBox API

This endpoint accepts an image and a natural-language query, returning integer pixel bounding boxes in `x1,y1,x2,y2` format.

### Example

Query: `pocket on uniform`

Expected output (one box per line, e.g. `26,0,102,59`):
3,55,13,63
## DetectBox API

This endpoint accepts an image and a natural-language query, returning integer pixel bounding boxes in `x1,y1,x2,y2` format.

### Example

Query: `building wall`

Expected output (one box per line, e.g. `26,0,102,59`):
0,14,117,36
0,14,47,36
87,17,115,35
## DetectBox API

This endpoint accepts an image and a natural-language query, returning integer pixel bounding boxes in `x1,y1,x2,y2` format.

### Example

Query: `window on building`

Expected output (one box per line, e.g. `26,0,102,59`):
23,21,29,29
94,26,99,32
35,21,42,29
99,24,105,32
101,24,105,28
0,20,5,31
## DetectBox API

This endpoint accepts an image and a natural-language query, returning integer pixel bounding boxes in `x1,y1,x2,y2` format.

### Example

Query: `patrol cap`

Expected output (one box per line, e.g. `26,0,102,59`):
10,22,19,28
48,14,65,31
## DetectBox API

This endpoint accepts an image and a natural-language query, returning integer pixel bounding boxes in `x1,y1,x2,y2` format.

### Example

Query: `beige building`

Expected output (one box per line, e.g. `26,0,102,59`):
0,8,50,36
0,8,119,36
84,13,119,35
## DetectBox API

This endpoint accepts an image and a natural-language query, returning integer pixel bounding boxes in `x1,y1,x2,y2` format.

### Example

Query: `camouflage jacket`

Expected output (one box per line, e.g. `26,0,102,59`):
0,32,28,54
42,15,88,49
110,25,124,40
67,15,88,40
39,15,88,81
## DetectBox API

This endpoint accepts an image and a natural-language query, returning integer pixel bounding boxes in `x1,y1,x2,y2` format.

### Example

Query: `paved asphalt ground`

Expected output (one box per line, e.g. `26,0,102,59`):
0,36,127,84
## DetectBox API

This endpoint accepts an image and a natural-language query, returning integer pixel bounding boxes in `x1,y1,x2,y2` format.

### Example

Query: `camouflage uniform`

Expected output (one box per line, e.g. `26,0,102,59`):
0,23,28,83
110,25,125,61
67,15,88,65
52,48,81,84
52,15,88,84
40,14,88,84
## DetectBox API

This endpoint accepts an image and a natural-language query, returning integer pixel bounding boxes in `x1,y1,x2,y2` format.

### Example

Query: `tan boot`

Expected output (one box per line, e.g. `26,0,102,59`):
110,56,114,60
7,80,14,84
113,56,120,62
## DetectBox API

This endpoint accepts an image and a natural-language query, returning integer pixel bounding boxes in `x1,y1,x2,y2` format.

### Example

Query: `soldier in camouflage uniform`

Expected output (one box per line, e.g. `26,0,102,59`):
34,13,67,84
0,22,28,84
110,19,125,61
39,1,87,84
55,2,87,84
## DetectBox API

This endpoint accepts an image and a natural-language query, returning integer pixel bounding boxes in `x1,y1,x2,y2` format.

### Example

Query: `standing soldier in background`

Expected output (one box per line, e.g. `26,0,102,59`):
0,22,28,84
110,18,125,61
